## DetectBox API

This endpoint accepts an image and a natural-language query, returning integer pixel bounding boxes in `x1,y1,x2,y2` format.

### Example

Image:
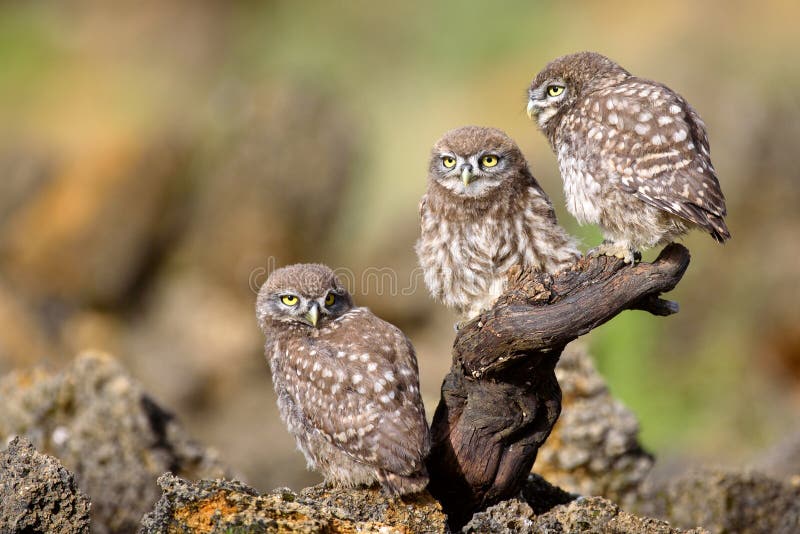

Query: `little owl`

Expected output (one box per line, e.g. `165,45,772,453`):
257,263,430,495
527,51,730,263
416,126,580,321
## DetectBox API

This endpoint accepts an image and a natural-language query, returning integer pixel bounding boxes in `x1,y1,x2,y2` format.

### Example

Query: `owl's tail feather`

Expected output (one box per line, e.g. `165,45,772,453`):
378,469,430,496
705,213,731,243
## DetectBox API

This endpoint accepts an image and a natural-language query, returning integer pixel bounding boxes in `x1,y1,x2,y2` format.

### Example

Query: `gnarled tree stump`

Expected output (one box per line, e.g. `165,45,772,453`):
426,243,691,528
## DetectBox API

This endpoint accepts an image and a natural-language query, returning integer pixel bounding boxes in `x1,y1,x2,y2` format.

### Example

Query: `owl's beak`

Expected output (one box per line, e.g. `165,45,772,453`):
526,99,536,119
303,303,320,327
461,165,475,186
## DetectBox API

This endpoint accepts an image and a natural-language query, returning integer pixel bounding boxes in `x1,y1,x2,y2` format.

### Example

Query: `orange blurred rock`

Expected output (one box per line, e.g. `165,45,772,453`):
0,134,190,307
0,277,58,373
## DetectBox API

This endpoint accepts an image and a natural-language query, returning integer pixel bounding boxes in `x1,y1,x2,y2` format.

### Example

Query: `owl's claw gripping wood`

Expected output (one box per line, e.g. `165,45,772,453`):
592,241,638,264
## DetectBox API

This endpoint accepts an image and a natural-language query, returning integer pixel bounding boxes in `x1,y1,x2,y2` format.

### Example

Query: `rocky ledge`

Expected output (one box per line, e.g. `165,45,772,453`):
2,353,799,533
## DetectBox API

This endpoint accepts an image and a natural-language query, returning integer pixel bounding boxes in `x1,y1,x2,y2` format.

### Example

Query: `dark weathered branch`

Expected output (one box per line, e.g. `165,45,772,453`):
426,244,690,528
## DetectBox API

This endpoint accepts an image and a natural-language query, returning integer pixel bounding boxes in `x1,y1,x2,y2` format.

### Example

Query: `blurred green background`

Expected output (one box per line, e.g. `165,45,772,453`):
1,0,798,490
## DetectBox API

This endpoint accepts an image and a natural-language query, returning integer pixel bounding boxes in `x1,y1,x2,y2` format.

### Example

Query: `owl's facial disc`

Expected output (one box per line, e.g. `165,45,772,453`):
527,79,567,128
436,152,506,197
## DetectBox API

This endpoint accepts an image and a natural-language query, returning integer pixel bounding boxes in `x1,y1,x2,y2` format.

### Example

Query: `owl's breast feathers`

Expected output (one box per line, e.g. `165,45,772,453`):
560,78,729,242
417,183,579,313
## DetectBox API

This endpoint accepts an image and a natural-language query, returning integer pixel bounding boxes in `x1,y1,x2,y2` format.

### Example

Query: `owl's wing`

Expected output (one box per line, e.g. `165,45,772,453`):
289,313,429,476
591,80,729,241
418,193,428,219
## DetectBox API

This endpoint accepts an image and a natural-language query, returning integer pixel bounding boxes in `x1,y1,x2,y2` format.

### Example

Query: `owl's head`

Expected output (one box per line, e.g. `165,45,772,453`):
428,126,530,199
257,263,353,331
527,51,630,134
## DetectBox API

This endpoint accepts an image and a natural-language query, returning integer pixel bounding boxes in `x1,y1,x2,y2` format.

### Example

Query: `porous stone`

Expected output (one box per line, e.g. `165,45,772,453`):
0,352,230,534
139,473,447,534
0,436,91,534
640,469,800,534
533,496,706,534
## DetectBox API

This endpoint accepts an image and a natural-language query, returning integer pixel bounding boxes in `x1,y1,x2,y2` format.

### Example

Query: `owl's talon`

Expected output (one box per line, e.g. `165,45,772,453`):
593,242,637,264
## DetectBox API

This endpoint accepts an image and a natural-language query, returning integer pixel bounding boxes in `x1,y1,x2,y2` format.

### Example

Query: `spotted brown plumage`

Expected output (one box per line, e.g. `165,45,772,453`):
528,51,730,263
256,263,429,495
416,126,580,321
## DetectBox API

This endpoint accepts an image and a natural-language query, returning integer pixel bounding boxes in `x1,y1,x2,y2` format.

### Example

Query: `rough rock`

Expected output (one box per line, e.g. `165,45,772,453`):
139,473,447,533
640,469,800,534
462,499,537,533
464,473,704,533
141,472,711,534
536,497,706,534
0,436,91,534
0,352,230,534
535,344,654,506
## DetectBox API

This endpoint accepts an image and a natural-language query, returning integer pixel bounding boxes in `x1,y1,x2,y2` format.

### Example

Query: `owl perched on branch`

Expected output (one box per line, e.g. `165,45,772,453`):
416,126,580,321
527,51,730,263
257,264,430,495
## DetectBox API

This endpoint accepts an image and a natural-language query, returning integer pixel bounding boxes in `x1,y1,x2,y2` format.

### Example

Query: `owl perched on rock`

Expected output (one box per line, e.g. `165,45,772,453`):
416,126,580,321
256,263,430,495
527,51,729,263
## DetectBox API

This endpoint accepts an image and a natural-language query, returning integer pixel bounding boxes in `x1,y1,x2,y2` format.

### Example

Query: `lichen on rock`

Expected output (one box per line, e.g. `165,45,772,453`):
139,473,447,533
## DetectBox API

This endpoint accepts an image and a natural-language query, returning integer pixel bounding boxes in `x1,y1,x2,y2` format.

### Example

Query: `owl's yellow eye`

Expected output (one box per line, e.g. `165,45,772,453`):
442,156,457,168
547,85,565,97
280,295,299,306
481,155,499,168
324,293,336,306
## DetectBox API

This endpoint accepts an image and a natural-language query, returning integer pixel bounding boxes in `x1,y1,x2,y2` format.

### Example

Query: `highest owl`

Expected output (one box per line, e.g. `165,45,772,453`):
256,263,430,495
416,126,580,321
527,51,730,263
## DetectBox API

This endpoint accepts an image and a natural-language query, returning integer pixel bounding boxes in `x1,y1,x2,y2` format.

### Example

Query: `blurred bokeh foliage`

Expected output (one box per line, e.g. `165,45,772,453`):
0,0,798,490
